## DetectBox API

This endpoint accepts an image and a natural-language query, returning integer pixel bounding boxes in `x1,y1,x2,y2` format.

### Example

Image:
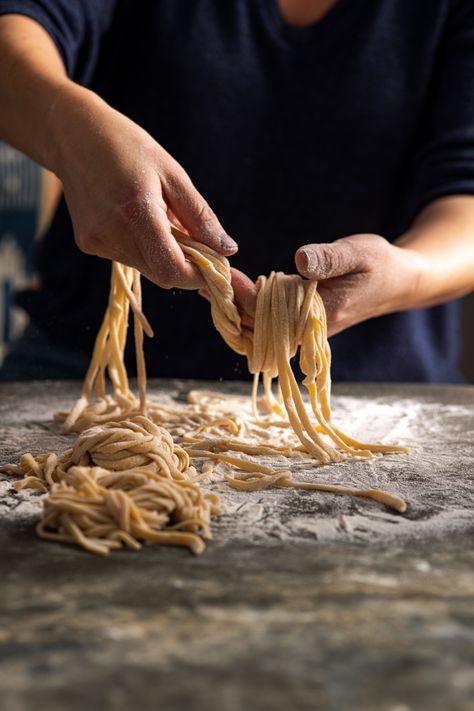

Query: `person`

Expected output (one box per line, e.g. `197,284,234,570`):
0,0,473,383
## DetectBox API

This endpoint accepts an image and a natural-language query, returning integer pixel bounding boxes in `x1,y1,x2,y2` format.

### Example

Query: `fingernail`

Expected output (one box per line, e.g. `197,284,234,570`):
300,248,316,272
220,234,238,251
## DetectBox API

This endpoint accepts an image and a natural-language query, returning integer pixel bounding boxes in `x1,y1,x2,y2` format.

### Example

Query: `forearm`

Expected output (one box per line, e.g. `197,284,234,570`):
0,14,90,173
395,195,474,308
0,12,237,290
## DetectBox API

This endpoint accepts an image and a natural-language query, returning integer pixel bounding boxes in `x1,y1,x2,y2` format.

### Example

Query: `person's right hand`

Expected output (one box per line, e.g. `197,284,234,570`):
49,84,238,289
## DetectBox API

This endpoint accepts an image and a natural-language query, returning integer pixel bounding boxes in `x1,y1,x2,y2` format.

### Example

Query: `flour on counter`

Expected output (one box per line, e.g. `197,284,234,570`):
1,380,473,548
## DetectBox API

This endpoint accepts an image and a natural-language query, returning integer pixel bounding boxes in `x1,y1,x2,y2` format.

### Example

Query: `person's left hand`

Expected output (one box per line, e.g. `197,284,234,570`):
295,233,426,336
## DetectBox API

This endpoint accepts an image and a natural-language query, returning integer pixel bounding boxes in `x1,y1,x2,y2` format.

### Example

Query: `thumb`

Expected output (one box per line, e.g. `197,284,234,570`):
163,167,238,256
295,238,366,281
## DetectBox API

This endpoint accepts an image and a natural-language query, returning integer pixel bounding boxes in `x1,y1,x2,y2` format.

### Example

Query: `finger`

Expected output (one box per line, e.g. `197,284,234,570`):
163,166,238,256
230,268,258,319
295,237,369,281
137,201,205,290
166,206,187,233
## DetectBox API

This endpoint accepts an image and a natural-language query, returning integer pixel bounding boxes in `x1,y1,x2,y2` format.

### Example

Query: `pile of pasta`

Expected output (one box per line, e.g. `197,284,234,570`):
2,416,220,555
0,227,408,555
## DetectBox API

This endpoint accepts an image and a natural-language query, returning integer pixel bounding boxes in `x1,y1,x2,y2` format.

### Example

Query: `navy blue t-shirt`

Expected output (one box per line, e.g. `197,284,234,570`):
1,0,474,382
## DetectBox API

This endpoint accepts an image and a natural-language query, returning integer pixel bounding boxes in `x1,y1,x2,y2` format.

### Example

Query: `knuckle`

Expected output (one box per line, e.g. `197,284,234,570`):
330,307,346,326
156,273,174,290
75,230,101,256
155,262,177,289
121,190,154,226
344,234,382,269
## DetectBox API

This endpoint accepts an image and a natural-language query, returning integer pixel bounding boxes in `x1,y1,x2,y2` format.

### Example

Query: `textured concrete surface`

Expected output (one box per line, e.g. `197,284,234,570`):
1,380,473,711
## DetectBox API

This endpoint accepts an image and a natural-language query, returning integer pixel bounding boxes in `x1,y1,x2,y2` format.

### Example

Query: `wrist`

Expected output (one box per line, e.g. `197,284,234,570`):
45,83,108,178
394,243,437,310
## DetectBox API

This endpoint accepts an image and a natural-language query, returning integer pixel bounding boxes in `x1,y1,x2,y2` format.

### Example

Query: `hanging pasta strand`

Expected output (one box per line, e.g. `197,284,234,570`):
62,263,153,432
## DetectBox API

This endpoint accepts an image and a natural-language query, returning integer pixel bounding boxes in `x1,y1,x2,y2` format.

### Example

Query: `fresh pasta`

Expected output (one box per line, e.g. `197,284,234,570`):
2,415,220,555
1,228,408,555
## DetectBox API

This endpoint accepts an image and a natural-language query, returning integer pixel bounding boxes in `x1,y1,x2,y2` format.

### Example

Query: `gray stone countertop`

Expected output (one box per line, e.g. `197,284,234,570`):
0,380,473,711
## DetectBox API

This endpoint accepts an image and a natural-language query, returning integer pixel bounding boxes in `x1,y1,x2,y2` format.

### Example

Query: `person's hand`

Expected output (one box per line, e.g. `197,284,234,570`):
295,234,427,336
230,269,258,327
198,268,257,328
49,84,237,289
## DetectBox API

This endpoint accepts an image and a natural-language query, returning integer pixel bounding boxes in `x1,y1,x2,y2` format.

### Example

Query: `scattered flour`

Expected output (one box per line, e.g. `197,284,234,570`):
1,381,473,548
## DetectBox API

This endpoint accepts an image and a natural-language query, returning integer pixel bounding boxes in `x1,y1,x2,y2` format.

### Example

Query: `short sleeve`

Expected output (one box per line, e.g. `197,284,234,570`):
409,0,474,216
0,0,118,83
